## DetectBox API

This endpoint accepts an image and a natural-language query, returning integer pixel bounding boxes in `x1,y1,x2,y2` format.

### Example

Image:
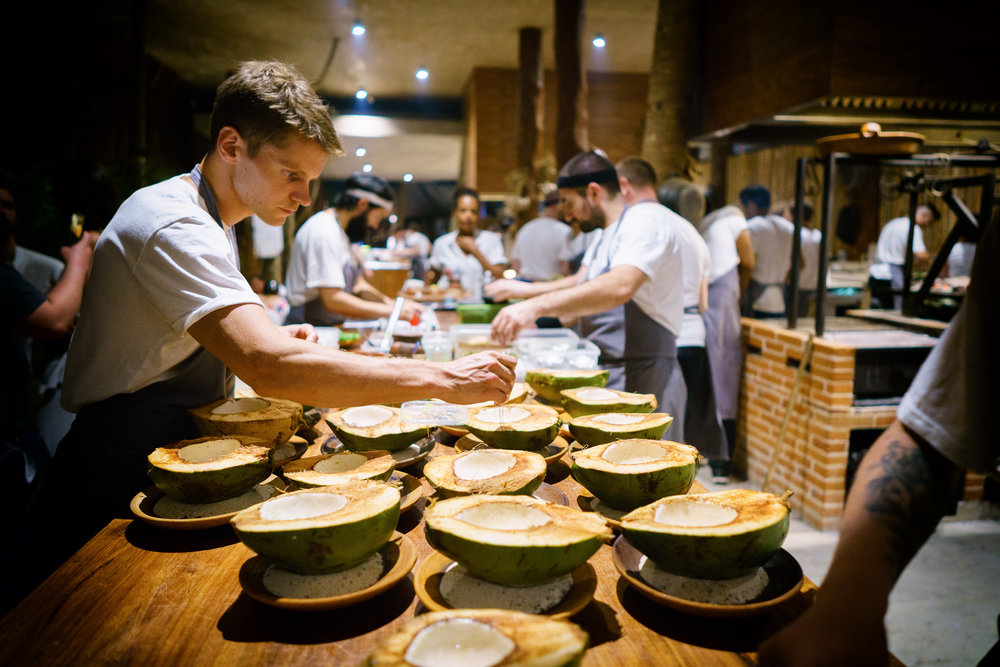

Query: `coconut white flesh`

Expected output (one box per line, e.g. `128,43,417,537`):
602,440,664,465
573,387,619,402
654,500,738,527
210,397,270,415
404,619,516,667
342,405,394,428
178,438,243,463
592,413,645,426
314,453,369,474
259,493,348,521
457,503,552,531
474,406,531,424
453,451,517,480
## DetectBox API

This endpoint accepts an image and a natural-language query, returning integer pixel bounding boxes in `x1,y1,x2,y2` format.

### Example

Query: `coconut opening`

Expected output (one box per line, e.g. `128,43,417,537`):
210,397,269,415
602,440,664,465
574,387,619,401
314,453,369,474
457,502,552,531
592,413,645,426
342,405,393,428
453,451,516,480
404,619,516,667
475,406,531,424
178,438,243,463
258,493,348,521
653,500,738,527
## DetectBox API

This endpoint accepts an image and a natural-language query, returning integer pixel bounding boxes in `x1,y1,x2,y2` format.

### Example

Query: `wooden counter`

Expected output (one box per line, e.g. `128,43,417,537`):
0,433,825,666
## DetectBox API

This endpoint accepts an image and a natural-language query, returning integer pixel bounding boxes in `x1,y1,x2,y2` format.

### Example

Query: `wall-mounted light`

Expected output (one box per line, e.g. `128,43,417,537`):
355,89,368,100
592,34,606,48
355,147,366,157
415,67,429,80
403,173,414,182
362,163,373,173
352,20,365,36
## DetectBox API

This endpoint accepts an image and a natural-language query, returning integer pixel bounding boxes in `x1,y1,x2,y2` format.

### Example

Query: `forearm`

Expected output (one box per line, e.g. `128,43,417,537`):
352,276,393,304
530,269,636,320
321,288,393,319
22,258,91,337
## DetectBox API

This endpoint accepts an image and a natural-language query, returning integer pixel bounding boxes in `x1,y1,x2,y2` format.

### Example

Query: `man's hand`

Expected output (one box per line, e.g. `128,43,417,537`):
400,299,426,322
281,323,318,343
491,300,541,345
455,234,479,255
61,230,99,268
485,279,534,302
437,350,517,404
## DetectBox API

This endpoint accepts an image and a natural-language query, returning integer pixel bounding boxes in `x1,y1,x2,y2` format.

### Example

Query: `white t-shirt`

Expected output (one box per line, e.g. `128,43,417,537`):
386,230,431,257
876,216,926,266
675,219,712,348
698,205,747,283
581,201,684,337
798,226,823,290
250,215,284,259
429,229,507,287
62,174,262,411
947,241,976,278
285,209,358,306
13,245,64,293
747,213,795,313
511,216,572,281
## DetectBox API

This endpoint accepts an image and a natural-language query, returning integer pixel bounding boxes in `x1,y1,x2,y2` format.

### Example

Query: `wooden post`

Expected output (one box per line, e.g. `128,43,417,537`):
554,0,588,167
516,27,543,226
641,0,700,182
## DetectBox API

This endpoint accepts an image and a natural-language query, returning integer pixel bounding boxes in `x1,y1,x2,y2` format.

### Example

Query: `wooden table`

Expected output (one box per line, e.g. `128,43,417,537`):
0,431,823,666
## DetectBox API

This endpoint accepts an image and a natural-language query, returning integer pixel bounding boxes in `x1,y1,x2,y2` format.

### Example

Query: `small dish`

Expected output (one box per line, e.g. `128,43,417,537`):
320,434,435,468
391,471,425,513
130,476,285,531
413,550,596,619
238,533,417,611
454,435,569,466
532,482,569,506
578,494,627,530
437,424,469,438
612,535,804,618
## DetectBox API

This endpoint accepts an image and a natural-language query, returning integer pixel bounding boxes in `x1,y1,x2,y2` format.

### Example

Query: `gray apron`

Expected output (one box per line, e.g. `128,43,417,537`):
576,215,687,443
745,277,786,318
705,266,742,420
287,232,363,326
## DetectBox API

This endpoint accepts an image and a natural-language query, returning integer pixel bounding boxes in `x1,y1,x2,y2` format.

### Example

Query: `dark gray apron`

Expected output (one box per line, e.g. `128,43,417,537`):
745,277,786,318
576,213,687,443
287,227,363,326
705,266,742,421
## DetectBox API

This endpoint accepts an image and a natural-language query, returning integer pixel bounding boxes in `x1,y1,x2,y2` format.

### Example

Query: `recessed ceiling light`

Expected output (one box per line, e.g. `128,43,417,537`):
592,34,606,48
355,147,366,157
403,173,414,182
362,163,373,173
415,67,429,80
389,214,398,224
352,20,365,36
355,89,368,100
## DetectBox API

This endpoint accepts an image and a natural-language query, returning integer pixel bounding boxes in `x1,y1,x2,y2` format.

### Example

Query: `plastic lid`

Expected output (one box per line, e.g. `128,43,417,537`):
399,400,469,426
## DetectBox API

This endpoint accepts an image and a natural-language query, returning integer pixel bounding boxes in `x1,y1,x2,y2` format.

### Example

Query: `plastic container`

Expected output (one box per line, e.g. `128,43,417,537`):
421,330,453,362
450,324,510,357
399,400,469,428
515,329,600,371
457,303,504,324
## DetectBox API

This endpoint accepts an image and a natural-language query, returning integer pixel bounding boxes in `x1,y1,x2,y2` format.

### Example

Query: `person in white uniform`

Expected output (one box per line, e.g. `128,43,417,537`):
741,185,795,318
285,173,423,326
775,200,821,317
25,61,516,584
868,204,939,309
386,219,432,280
510,190,571,281
490,152,686,441
759,207,1000,667
426,187,507,298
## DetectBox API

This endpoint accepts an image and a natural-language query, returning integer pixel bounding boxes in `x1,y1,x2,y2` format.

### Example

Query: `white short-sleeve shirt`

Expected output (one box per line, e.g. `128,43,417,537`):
876,216,926,266
581,202,684,337
747,213,796,312
429,229,507,285
284,209,358,306
698,205,747,283
511,216,572,281
62,174,262,411
675,219,712,348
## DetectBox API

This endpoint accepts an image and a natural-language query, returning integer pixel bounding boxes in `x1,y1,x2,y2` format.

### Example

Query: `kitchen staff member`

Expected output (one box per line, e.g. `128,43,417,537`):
285,173,423,326
741,184,796,318
29,61,516,579
868,203,939,309
490,151,685,436
425,187,506,294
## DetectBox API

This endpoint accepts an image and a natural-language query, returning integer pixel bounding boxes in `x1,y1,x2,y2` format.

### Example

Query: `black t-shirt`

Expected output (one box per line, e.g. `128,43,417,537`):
1,263,46,438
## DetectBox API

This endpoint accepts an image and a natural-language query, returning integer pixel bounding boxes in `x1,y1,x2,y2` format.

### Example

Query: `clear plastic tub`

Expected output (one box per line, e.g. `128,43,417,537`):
399,400,469,428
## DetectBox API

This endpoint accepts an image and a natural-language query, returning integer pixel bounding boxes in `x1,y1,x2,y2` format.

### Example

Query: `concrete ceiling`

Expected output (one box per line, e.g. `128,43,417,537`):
144,0,659,181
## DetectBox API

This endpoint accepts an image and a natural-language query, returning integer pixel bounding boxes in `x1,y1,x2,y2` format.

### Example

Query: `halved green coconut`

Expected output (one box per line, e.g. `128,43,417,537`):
189,396,303,447
525,368,609,404
282,450,395,488
365,609,589,667
424,494,612,586
571,439,700,510
147,436,274,503
326,405,429,452
424,450,547,498
440,382,532,410
621,489,792,579
231,479,401,574
559,387,656,418
465,404,561,450
568,412,673,446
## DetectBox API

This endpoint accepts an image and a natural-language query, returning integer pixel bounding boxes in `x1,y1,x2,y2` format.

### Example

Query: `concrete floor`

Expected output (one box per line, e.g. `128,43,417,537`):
696,467,1000,666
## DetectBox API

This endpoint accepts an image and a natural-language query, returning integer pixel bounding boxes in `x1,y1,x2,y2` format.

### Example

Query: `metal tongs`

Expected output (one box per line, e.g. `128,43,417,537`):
378,297,406,353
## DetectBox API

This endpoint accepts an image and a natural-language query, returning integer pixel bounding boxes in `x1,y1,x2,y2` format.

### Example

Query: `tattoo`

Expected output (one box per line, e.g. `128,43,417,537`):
863,439,949,575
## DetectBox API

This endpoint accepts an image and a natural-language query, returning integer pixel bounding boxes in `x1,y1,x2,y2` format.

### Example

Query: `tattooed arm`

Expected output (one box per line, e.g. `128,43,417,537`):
758,420,963,666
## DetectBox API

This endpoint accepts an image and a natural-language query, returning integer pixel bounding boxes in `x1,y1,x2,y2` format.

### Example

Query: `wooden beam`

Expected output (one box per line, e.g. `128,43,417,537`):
516,27,543,223
554,0,588,167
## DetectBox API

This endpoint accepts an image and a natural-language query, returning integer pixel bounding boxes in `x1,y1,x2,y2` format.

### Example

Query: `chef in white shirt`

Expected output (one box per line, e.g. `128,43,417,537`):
741,185,795,318
868,203,939,309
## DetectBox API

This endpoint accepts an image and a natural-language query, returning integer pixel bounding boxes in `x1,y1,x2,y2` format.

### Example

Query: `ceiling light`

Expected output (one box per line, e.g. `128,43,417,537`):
355,89,368,100
355,147,367,157
415,67,429,80
403,173,414,182
362,163,373,173
389,214,398,224
352,20,365,36
592,34,606,48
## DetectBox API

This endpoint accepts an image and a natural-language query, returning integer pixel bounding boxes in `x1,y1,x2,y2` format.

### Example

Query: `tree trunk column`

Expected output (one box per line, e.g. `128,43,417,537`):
554,0,589,168
516,26,543,224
